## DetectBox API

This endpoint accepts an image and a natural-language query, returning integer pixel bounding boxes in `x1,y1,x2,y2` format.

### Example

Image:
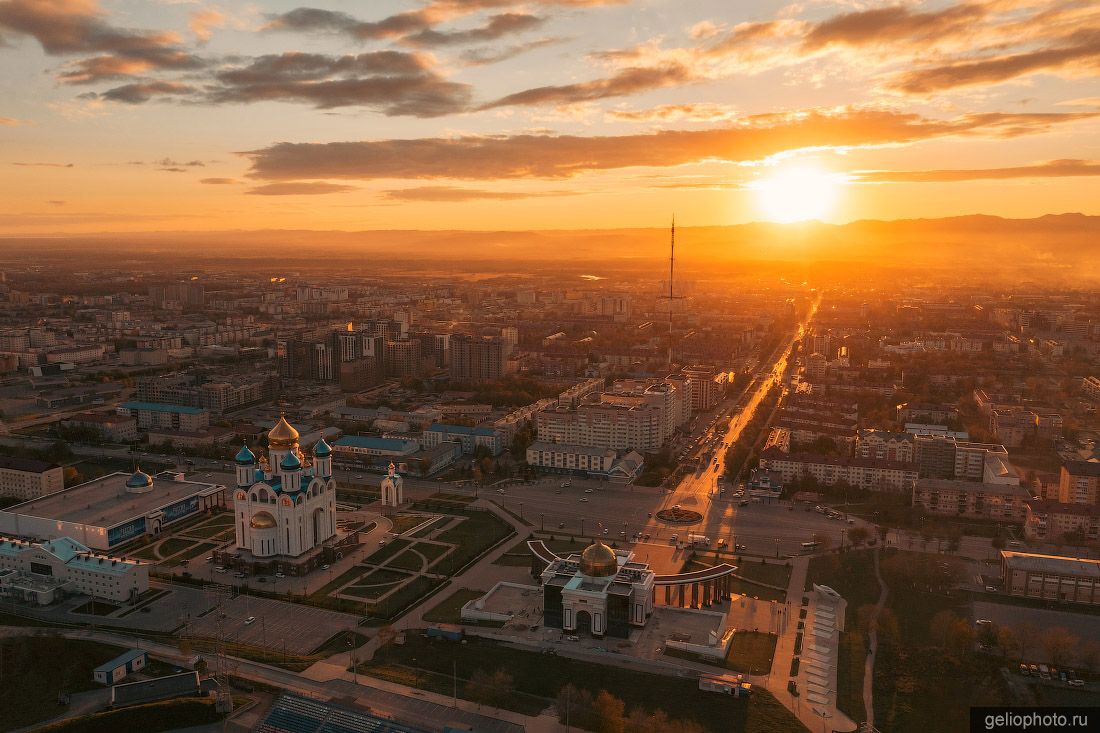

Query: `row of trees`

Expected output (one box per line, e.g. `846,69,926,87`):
556,684,705,733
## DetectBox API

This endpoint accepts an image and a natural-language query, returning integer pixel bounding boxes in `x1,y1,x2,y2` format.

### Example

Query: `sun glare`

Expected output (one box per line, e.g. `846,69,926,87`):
753,164,844,223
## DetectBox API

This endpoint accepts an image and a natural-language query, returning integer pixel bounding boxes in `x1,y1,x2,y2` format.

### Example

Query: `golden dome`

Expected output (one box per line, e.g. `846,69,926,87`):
250,511,277,529
579,541,618,577
267,415,300,448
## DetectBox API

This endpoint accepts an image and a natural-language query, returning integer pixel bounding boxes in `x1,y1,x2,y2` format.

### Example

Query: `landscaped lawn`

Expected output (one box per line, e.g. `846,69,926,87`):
35,699,221,733
389,513,432,535
385,549,427,573
367,576,447,620
836,631,866,723
184,519,235,538
157,537,201,558
725,631,777,675
422,587,486,624
734,560,792,588
361,634,807,732
0,637,127,729
363,538,411,565
428,509,513,571
165,541,218,566
412,541,449,566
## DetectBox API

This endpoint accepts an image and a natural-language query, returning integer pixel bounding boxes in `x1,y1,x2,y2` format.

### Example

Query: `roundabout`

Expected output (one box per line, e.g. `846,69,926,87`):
656,507,703,524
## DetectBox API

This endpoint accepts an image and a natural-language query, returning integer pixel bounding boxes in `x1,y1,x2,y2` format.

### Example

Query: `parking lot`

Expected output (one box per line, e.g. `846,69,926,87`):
189,594,362,655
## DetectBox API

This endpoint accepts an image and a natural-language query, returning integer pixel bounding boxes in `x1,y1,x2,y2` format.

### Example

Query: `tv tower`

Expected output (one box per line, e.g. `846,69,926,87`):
660,216,683,371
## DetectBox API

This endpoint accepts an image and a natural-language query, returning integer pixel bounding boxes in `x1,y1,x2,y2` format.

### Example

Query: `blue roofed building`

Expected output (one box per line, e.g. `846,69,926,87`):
0,534,149,604
119,401,209,433
421,423,504,456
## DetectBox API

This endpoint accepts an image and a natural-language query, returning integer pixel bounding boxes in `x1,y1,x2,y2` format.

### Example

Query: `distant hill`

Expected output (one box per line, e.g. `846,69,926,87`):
1,214,1097,280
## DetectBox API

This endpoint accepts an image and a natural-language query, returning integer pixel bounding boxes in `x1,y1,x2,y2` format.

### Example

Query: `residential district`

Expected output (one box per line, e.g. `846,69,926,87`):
1,260,1100,733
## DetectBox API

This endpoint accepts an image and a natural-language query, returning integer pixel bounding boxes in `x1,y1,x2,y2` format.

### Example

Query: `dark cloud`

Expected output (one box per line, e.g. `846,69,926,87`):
404,13,545,47
480,63,692,109
801,3,986,50
46,199,66,205
199,177,240,185
92,80,195,104
246,182,358,196
154,158,204,167
383,185,570,201
263,7,431,41
460,36,565,65
265,1,625,46
890,30,1100,94
855,159,1100,183
0,0,204,83
206,52,472,116
12,161,73,168
241,108,1100,181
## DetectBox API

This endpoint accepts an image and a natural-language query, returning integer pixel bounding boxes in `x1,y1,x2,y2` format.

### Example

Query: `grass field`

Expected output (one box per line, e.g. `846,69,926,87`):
364,538,411,565
735,560,792,588
0,637,126,729
413,541,449,566
156,537,200,558
35,699,221,733
725,631,778,675
361,634,807,732
386,548,429,572
368,576,447,620
389,513,431,535
804,550,880,629
422,587,486,624
836,631,866,723
431,509,513,570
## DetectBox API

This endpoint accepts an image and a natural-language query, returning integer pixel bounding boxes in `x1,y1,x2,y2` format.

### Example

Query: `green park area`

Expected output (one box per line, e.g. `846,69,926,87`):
361,634,808,732
0,637,128,729
805,548,1010,733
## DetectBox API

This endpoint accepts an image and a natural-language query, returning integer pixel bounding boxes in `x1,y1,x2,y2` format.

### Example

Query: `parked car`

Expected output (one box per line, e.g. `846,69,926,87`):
584,488,594,494
1019,663,1029,676
558,522,566,529
244,616,256,625
579,497,589,503
275,572,285,578
1069,679,1085,687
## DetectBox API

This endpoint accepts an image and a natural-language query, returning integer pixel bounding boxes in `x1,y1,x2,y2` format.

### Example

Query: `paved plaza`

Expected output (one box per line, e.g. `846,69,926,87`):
189,593,361,655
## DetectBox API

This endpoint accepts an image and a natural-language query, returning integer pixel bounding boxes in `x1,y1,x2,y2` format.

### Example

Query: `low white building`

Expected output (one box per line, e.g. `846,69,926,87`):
526,441,644,481
0,535,149,604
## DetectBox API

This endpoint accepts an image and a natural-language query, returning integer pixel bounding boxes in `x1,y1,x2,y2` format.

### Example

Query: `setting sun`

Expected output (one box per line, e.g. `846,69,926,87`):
753,164,845,223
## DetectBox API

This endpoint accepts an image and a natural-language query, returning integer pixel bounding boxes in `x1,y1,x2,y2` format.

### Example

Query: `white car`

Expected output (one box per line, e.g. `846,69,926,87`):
275,572,285,578
584,488,593,494
244,616,256,625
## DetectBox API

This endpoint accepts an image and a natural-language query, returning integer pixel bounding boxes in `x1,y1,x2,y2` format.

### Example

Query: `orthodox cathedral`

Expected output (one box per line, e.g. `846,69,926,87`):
231,416,337,569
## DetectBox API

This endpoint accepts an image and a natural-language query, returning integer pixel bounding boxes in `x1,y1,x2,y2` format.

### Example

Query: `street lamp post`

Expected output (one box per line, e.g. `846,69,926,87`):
774,538,780,558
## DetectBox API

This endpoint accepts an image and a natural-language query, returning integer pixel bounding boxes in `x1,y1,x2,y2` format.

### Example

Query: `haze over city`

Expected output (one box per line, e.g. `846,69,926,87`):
1,2,1099,733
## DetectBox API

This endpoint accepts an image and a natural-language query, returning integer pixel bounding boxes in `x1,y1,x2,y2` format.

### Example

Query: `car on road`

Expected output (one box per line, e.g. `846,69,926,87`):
602,528,609,535
496,488,505,494
378,538,387,545
670,534,679,542
558,522,566,529
985,585,998,592
354,475,364,480
584,488,593,494
739,500,750,506
1019,663,1029,676
322,564,330,570
735,543,747,551
275,572,285,578
244,616,256,625
672,504,681,510
579,497,589,503
1069,679,1085,687
976,619,992,626
233,572,245,579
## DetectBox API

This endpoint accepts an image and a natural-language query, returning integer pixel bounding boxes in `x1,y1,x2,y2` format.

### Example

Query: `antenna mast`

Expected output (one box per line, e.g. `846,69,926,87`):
668,216,675,369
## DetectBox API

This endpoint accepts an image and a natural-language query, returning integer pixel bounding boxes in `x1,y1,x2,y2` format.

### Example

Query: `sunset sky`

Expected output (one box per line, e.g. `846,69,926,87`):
1,0,1098,233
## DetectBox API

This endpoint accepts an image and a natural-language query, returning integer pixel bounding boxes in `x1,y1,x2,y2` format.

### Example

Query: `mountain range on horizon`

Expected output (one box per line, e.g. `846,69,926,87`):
1,213,1097,280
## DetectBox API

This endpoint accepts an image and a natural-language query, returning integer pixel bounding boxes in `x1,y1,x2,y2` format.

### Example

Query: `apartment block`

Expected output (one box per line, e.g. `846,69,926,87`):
0,456,64,502
912,478,1032,523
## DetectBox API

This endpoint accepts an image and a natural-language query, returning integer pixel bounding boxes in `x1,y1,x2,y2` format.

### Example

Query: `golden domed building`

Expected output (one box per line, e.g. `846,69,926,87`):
230,415,337,570
535,539,655,638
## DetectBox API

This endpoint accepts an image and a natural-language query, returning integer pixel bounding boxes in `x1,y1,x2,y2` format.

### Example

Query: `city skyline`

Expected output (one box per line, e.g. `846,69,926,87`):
2,0,1099,233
